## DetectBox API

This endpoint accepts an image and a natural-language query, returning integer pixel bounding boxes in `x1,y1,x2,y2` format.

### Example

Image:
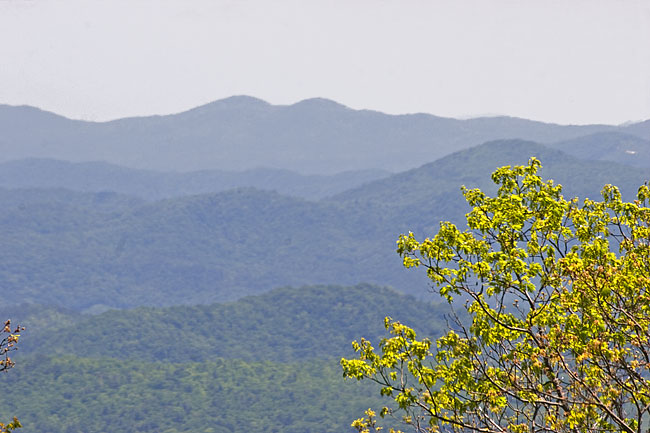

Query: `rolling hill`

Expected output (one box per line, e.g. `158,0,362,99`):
2,284,446,433
18,284,450,363
327,139,650,236
0,139,647,312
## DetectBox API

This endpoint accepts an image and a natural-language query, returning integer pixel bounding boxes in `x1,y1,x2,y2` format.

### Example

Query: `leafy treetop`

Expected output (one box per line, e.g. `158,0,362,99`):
342,158,650,433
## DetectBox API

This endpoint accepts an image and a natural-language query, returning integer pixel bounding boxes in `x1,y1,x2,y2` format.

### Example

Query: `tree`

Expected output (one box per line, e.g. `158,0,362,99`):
1,319,23,432
341,158,650,433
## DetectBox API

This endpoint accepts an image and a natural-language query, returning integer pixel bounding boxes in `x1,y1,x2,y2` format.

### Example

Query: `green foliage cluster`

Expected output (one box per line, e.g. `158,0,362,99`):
0,319,23,433
342,159,650,432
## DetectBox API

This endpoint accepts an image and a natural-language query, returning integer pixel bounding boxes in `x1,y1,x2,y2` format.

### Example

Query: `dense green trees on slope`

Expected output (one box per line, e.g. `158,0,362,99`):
1,356,385,433
20,284,450,363
3,284,445,433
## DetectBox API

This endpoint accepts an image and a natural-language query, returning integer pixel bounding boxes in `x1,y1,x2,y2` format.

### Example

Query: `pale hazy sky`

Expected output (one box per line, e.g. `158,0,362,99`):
1,0,649,125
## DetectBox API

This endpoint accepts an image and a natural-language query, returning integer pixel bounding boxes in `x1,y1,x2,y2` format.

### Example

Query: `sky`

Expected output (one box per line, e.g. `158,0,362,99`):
0,0,649,125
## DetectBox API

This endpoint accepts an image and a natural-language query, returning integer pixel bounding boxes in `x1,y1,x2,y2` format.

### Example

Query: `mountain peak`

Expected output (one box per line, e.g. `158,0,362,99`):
190,95,271,112
218,95,270,105
289,97,350,110
0,103,75,123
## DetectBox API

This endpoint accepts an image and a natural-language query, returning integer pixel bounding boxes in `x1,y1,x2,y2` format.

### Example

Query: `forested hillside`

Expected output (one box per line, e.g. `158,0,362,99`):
18,284,450,362
0,140,647,312
2,284,445,433
1,356,384,433
329,139,649,234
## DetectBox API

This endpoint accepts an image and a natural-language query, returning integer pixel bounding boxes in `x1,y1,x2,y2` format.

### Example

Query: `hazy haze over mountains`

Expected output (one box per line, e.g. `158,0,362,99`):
549,131,650,168
0,158,391,201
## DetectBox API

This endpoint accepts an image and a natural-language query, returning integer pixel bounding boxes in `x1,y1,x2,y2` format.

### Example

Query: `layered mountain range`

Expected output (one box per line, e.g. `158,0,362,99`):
1,97,649,433
0,139,647,312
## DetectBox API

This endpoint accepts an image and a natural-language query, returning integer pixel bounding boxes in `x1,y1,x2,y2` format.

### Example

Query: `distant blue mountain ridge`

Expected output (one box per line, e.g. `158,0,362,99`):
2,95,648,174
